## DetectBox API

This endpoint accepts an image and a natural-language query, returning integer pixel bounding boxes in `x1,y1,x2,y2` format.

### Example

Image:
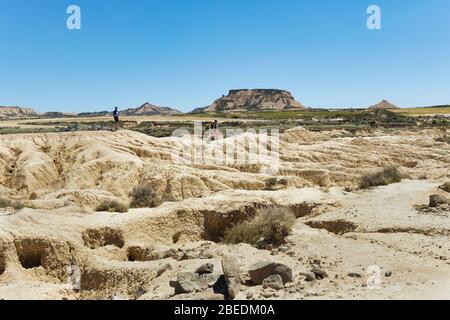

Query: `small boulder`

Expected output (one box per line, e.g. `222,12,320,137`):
262,275,284,290
157,263,172,277
347,272,362,278
169,272,220,294
311,266,328,280
221,256,242,299
429,194,450,207
439,182,450,193
248,261,293,285
304,271,316,282
196,263,214,275
170,272,197,294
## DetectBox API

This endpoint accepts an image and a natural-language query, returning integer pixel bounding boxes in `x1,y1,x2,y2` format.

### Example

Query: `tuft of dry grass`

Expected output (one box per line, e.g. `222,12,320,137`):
130,184,161,208
359,166,402,189
96,200,128,213
222,207,296,246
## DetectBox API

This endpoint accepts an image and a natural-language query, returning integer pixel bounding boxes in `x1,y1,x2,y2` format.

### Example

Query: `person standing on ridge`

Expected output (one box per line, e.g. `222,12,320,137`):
113,107,120,131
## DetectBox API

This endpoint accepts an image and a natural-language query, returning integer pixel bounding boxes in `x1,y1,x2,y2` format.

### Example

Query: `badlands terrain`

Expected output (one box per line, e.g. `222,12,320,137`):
0,124,449,300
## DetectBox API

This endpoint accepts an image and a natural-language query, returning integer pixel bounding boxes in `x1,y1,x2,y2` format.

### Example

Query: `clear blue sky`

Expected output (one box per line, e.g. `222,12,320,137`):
0,0,449,113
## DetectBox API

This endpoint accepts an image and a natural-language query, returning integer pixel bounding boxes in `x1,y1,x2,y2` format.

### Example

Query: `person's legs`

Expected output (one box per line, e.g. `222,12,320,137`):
114,117,119,130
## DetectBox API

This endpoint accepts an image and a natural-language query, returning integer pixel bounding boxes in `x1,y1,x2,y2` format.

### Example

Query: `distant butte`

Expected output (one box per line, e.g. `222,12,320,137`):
193,89,306,113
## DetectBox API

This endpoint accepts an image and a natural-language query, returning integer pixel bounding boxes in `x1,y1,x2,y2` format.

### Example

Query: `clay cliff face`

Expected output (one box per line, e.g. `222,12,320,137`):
0,106,36,119
202,89,306,113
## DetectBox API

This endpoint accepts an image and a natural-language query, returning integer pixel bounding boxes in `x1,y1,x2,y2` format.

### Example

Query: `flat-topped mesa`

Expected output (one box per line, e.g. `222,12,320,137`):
228,89,288,95
203,89,306,113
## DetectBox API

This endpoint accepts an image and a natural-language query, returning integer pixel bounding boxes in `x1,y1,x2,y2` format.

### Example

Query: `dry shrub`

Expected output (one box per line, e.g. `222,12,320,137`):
222,207,296,246
0,197,25,210
439,182,450,193
359,166,402,189
435,136,450,144
95,200,128,213
130,184,161,208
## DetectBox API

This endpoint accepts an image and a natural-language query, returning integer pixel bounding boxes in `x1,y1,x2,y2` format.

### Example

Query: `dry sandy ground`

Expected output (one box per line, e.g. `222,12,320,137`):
0,127,449,300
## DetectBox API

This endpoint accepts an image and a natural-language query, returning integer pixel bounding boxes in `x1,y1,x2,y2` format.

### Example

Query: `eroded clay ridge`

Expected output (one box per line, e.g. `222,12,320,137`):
0,128,448,209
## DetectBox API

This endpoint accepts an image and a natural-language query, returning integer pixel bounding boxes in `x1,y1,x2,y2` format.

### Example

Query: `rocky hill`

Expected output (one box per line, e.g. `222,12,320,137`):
0,106,36,119
122,102,181,116
78,103,181,117
368,100,400,110
193,89,306,113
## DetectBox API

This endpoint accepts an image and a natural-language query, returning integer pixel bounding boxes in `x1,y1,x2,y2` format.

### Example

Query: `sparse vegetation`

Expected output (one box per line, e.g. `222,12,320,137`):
96,200,129,213
0,197,25,210
359,166,402,189
265,177,288,191
439,182,450,193
435,136,450,144
130,184,162,208
222,207,296,246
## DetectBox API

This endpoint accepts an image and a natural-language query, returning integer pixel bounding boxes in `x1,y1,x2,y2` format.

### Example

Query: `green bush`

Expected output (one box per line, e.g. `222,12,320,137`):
96,200,129,213
130,184,161,208
359,166,402,189
222,208,296,246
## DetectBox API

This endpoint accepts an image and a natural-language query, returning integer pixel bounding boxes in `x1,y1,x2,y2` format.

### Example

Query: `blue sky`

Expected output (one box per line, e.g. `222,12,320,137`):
0,0,449,113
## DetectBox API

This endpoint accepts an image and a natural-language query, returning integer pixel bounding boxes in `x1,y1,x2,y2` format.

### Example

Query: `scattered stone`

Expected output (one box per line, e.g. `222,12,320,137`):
196,263,214,274
248,261,293,285
160,248,179,260
195,293,225,301
439,182,450,193
312,259,321,265
221,256,242,299
262,275,284,290
429,194,450,207
304,272,316,282
261,291,275,298
246,291,254,299
347,272,362,278
311,266,328,280
171,292,225,300
157,263,172,277
135,287,147,297
170,272,220,294
385,271,393,277
170,272,197,294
